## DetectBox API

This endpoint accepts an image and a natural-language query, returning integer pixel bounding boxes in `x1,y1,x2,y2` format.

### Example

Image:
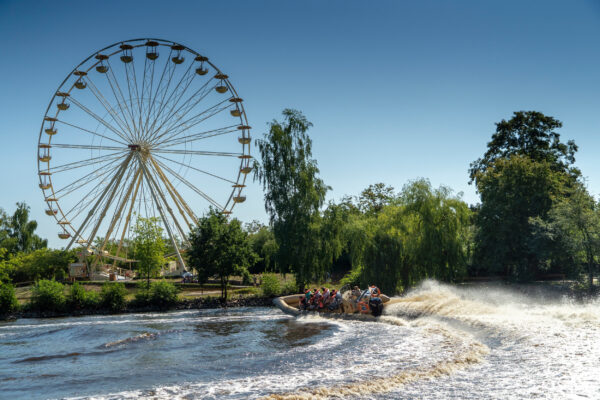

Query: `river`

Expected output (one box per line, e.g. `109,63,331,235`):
0,281,598,399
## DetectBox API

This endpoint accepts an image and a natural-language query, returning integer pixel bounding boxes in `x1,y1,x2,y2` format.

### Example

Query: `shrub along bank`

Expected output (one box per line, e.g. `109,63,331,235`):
0,274,299,319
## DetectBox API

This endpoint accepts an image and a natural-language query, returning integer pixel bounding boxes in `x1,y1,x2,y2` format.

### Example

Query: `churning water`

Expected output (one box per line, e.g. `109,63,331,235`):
0,281,598,399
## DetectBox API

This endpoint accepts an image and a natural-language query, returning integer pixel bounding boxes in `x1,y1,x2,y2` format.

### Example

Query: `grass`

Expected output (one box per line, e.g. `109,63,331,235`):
13,280,266,304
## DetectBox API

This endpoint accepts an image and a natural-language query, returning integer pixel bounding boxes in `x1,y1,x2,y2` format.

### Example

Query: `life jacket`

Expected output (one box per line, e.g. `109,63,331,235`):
358,300,370,314
370,286,381,297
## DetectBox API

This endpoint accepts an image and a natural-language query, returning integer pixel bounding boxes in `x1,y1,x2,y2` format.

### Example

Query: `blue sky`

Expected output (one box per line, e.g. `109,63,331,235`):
0,0,599,248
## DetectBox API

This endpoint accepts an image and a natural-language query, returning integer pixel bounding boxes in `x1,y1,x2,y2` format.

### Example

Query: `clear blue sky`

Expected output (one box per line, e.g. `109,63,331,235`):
1,0,599,248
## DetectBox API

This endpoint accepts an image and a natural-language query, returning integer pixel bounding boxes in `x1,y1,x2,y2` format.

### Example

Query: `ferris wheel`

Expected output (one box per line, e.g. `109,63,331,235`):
37,38,252,273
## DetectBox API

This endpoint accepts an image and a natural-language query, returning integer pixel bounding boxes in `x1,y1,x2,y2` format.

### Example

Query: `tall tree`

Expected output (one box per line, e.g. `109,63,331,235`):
469,111,579,185
474,156,569,280
544,187,600,291
132,216,166,287
469,111,579,280
356,183,395,215
0,203,47,256
254,109,329,289
187,209,255,299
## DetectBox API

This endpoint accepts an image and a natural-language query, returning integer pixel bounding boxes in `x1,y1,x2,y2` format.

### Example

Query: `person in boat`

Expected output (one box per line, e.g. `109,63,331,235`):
328,289,342,311
369,285,381,298
314,288,323,310
321,287,331,307
300,288,311,310
308,288,319,310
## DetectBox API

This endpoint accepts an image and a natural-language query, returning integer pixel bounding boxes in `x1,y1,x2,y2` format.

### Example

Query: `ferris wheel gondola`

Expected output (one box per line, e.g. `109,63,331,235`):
37,38,252,276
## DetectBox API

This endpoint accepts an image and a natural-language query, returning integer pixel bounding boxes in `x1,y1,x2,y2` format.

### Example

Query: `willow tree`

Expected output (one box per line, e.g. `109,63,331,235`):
254,109,329,289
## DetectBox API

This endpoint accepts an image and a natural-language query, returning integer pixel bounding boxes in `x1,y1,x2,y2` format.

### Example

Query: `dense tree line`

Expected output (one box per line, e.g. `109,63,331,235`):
245,109,599,293
2,109,599,298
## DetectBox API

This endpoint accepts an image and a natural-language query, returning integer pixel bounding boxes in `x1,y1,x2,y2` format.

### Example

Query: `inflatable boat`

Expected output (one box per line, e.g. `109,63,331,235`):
274,290,396,319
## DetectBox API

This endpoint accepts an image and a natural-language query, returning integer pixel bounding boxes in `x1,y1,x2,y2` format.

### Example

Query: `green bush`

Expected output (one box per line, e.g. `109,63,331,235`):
132,281,151,306
340,265,364,288
149,280,179,308
68,282,100,310
30,279,66,312
100,282,127,312
0,282,19,314
239,267,252,285
281,279,298,295
261,273,281,297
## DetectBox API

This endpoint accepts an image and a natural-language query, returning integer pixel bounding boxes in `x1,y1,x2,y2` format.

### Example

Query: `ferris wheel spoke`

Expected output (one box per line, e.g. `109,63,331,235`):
145,78,217,142
80,154,134,248
97,167,142,256
53,156,124,197
144,61,196,141
113,171,142,262
153,156,224,210
69,96,132,144
141,47,173,140
89,168,134,268
149,157,197,229
143,161,189,242
139,160,188,265
51,143,125,151
81,77,134,140
123,59,140,138
153,153,237,184
151,97,231,144
56,120,128,146
126,57,144,142
154,125,239,148
49,151,127,174
141,57,178,142
65,153,133,249
153,148,241,157
105,59,139,138
137,51,154,141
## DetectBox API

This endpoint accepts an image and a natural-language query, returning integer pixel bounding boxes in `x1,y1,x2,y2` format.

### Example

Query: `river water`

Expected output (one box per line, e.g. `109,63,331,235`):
0,281,598,399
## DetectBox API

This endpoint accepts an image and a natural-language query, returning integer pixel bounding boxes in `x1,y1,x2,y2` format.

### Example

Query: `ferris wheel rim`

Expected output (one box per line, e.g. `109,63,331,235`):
37,38,252,260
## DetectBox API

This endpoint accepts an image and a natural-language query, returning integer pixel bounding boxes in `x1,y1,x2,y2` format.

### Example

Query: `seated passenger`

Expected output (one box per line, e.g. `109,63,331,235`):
369,285,381,298
321,287,331,306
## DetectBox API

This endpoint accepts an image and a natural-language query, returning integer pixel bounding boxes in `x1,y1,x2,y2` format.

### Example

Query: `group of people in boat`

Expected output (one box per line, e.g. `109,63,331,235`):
299,287,343,311
299,284,384,316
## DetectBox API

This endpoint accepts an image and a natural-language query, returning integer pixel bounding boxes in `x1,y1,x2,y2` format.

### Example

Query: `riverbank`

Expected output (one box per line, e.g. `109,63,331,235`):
0,294,274,321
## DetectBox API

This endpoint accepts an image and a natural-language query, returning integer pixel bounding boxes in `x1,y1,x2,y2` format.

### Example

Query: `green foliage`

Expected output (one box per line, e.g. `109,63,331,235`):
0,282,18,314
336,179,471,294
30,279,66,312
281,278,298,295
132,216,167,286
239,267,252,285
246,223,277,273
133,280,151,305
469,111,579,184
260,273,281,297
149,280,179,308
474,155,570,280
0,248,76,283
340,265,364,287
68,282,100,310
469,111,582,281
100,282,127,312
188,208,257,299
532,186,600,290
356,183,396,215
254,109,329,289
0,202,47,258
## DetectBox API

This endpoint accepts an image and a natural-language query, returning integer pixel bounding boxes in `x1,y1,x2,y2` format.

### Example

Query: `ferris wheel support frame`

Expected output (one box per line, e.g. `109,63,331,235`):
38,38,252,279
